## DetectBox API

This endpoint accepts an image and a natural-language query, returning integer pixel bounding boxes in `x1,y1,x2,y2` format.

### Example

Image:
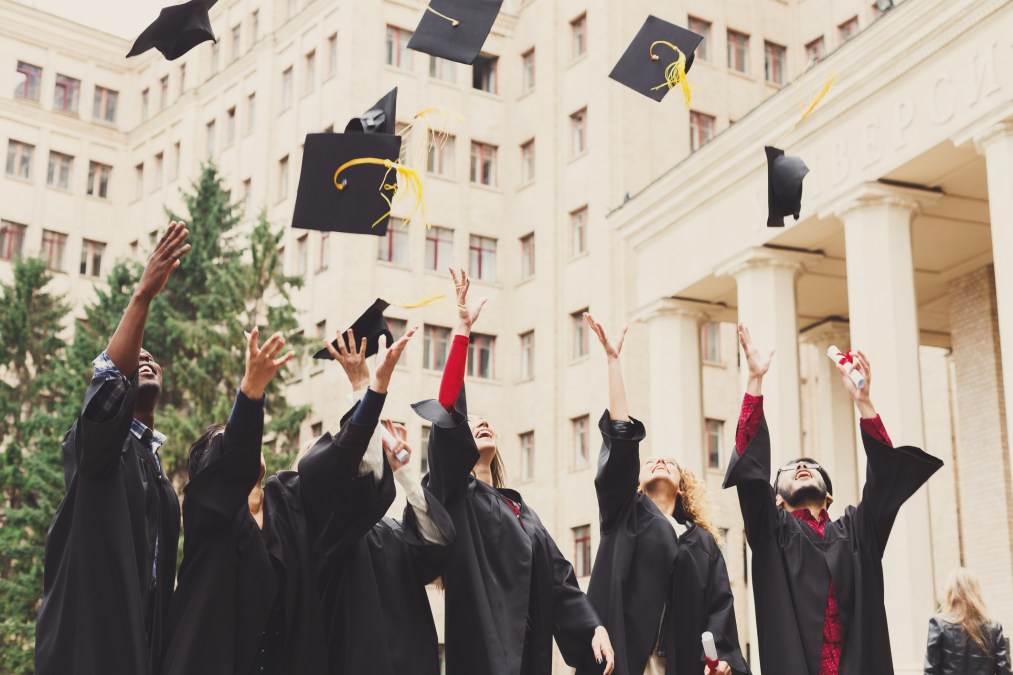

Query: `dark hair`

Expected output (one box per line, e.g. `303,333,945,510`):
489,452,507,490
775,456,833,495
187,424,226,477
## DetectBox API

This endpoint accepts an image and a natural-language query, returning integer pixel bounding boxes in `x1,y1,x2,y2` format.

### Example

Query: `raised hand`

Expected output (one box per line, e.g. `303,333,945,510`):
705,661,732,675
240,327,295,400
371,326,418,394
835,349,876,417
450,267,487,336
738,323,774,379
323,328,370,391
591,626,616,675
137,221,191,302
585,313,627,361
381,420,412,472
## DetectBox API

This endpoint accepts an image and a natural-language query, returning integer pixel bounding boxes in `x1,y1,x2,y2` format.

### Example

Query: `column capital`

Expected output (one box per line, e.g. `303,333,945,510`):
826,182,941,221
800,318,852,347
972,115,1013,153
715,246,823,280
632,297,712,324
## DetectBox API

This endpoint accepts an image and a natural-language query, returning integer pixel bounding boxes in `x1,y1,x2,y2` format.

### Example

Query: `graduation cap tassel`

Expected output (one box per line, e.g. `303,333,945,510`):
425,4,460,27
399,107,465,176
332,157,429,230
649,41,692,107
792,71,836,129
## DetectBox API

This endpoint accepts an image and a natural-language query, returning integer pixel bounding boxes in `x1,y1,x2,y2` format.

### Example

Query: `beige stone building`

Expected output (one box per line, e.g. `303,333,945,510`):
2,0,1010,672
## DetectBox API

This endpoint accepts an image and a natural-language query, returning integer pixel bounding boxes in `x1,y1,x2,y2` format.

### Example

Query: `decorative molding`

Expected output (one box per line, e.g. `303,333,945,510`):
828,182,941,221
800,318,852,345
631,297,712,324
715,246,824,280
972,113,1013,152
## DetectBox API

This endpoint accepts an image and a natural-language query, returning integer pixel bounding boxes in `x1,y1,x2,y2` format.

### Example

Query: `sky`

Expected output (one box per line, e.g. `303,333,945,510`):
15,0,161,39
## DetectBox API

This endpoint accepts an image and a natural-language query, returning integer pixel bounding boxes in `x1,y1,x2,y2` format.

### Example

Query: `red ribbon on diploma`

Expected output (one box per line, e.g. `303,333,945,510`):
836,349,854,366
705,657,720,675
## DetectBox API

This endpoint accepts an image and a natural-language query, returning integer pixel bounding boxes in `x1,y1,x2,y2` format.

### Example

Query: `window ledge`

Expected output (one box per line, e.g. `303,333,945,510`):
568,53,588,69
469,87,502,101
429,77,460,90
428,172,459,184
518,86,536,100
4,174,34,186
703,359,727,369
47,185,73,194
569,354,590,366
727,68,754,83
568,250,590,263
377,260,411,271
567,150,588,165
468,182,503,195
515,274,536,288
13,96,41,106
517,178,535,191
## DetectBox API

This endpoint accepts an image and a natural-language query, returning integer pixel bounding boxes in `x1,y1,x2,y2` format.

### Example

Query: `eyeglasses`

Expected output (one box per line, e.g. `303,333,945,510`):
642,458,679,469
778,460,823,473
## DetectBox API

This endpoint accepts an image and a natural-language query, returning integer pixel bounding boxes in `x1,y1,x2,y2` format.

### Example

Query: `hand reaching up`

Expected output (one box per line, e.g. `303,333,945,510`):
834,349,876,417
450,267,487,336
381,420,412,472
585,313,627,361
137,221,191,302
241,328,295,400
371,326,418,394
323,328,370,391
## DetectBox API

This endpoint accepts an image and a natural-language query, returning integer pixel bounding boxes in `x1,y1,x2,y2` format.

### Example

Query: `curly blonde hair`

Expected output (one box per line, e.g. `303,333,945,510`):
673,466,720,544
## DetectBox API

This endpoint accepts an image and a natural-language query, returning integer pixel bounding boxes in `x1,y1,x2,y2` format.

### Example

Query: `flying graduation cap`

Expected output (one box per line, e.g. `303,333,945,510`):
344,87,398,135
407,0,505,65
127,0,218,61
610,15,704,105
313,299,394,360
765,146,810,227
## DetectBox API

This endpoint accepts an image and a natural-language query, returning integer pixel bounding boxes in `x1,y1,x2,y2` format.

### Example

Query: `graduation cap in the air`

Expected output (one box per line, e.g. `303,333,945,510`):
765,146,810,227
411,383,469,429
313,299,394,360
127,0,218,61
609,15,704,104
407,0,504,65
345,88,398,135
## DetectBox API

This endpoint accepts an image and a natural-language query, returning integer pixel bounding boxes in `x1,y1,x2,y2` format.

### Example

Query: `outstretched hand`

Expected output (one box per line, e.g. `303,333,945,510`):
738,323,774,378
241,327,295,400
371,326,418,393
323,328,370,391
585,313,627,360
381,420,412,472
834,349,875,417
450,267,487,335
137,221,191,302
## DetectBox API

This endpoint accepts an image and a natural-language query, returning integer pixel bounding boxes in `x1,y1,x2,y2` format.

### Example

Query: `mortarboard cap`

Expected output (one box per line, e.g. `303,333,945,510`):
345,87,399,135
407,0,504,65
765,146,810,227
313,299,393,360
127,0,218,61
292,131,402,236
411,383,469,429
609,15,704,103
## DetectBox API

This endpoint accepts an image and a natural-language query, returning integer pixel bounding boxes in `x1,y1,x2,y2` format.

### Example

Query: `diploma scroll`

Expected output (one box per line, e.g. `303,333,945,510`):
379,422,411,463
827,345,865,389
702,631,719,674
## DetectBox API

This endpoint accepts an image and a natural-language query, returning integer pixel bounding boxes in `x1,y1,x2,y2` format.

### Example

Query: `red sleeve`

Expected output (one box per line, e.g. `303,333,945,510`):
438,334,470,410
735,393,764,456
860,415,893,448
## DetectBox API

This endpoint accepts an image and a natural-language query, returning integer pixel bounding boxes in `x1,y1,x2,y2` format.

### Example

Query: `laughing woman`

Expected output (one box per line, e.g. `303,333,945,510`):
578,314,749,675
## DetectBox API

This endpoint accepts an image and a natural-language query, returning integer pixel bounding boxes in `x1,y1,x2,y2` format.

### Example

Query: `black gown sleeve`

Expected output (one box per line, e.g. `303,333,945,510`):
548,535,602,666
399,485,457,584
721,415,780,550
65,372,139,482
923,617,943,675
593,411,646,533
993,622,1011,675
412,398,480,507
704,544,750,675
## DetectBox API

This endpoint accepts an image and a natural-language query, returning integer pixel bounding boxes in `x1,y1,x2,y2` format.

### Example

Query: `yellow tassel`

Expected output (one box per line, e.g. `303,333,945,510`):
425,5,460,27
398,106,465,179
792,71,835,129
333,157,429,230
648,40,692,107
387,294,447,309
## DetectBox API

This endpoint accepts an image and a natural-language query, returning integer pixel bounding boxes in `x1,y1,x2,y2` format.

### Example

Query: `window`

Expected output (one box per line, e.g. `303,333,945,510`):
154,152,164,187
211,41,220,74
314,320,327,341
242,178,252,215
687,17,711,60
311,421,323,437
689,111,716,152
570,206,588,256
134,163,144,199
387,318,407,341
424,226,453,271
179,64,186,94
79,239,105,277
470,142,497,186
281,67,293,109
805,37,825,65
317,232,330,271
429,56,456,83
14,62,42,100
278,155,290,199
296,234,308,275
141,88,149,121
521,49,535,91
226,107,236,145
5,140,34,179
839,17,859,42
423,325,452,370
231,24,242,61
702,321,721,363
467,334,495,379
764,42,787,85
572,416,590,468
378,225,409,265
519,331,534,379
706,418,725,469
171,142,181,180
520,139,535,184
427,135,455,177
159,75,169,110
41,230,67,271
570,14,587,59
246,93,256,132
520,233,535,279
251,10,260,42
327,34,338,76
572,309,589,359
472,55,498,93
0,221,27,261
386,26,413,68
53,74,81,113
519,432,534,480
573,525,591,575
47,151,73,190
727,30,749,73
570,108,587,156
92,86,118,123
206,120,216,154
469,235,497,282
304,50,316,93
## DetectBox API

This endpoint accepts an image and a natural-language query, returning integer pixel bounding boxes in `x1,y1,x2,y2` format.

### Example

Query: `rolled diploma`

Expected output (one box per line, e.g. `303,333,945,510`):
827,345,865,389
702,631,719,670
379,423,410,463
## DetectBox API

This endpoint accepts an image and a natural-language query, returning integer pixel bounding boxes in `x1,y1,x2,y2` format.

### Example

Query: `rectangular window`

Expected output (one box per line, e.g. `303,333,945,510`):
386,26,413,69
47,151,73,190
427,135,455,177
231,24,242,61
179,63,186,94
706,418,725,469
251,10,260,42
278,155,290,199
14,61,42,100
305,50,316,93
472,54,498,93
327,33,338,76
211,38,221,75
571,309,588,359
573,524,591,576
171,142,181,180
247,93,256,132
242,178,252,215
41,230,67,271
839,17,859,42
519,331,534,379
521,49,535,92
296,234,308,276
206,120,216,154
466,333,495,379
159,75,169,110
764,41,787,85
519,233,535,279
281,67,293,109
469,235,497,282
727,30,749,73
424,226,453,271
570,108,587,156
689,111,716,152
154,152,164,187
79,239,105,277
53,74,81,113
519,431,534,480
429,56,456,83
311,421,323,437
141,88,149,121
470,142,497,186
687,17,711,61
92,86,118,123
226,107,236,145
378,224,409,265
520,139,535,184
572,416,590,468
0,221,27,261
315,319,327,341
5,140,34,179
317,232,329,271
134,163,144,199
571,13,587,59
702,321,722,363
805,37,825,65
423,325,452,371
570,206,588,256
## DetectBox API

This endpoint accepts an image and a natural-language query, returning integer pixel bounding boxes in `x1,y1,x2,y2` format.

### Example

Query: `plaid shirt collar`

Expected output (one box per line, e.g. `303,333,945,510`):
130,419,166,454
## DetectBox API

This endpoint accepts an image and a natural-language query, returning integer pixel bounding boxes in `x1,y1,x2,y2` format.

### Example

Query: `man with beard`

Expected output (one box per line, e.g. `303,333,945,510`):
36,221,191,675
723,323,942,675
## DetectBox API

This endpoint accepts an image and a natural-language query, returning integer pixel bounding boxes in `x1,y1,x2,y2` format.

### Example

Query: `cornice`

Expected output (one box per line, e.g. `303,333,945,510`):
715,246,824,280
824,182,941,221
631,297,713,324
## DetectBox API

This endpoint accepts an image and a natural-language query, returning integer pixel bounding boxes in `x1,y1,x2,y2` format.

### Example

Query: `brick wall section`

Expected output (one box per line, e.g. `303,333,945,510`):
948,264,1013,629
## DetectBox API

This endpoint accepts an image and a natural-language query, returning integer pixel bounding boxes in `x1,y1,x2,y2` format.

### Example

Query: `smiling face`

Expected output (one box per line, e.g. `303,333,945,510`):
136,348,163,409
638,456,682,496
467,415,497,455
775,458,832,509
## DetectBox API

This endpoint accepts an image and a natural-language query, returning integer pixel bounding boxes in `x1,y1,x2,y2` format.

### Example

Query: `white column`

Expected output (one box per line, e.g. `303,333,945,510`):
635,298,708,477
836,183,938,675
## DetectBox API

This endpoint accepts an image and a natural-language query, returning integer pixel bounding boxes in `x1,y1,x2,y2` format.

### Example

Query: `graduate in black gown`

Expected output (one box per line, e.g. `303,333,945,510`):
35,221,191,675
578,314,748,675
160,325,415,675
412,269,616,675
723,324,943,675
315,330,455,675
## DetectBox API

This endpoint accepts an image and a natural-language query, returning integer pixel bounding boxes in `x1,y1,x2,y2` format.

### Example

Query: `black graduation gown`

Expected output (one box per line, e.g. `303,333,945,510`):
577,412,749,675
722,414,943,675
414,398,602,675
36,372,180,675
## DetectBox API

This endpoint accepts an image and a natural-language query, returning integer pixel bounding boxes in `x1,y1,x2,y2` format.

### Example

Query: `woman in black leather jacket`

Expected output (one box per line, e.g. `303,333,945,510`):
924,568,1011,675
